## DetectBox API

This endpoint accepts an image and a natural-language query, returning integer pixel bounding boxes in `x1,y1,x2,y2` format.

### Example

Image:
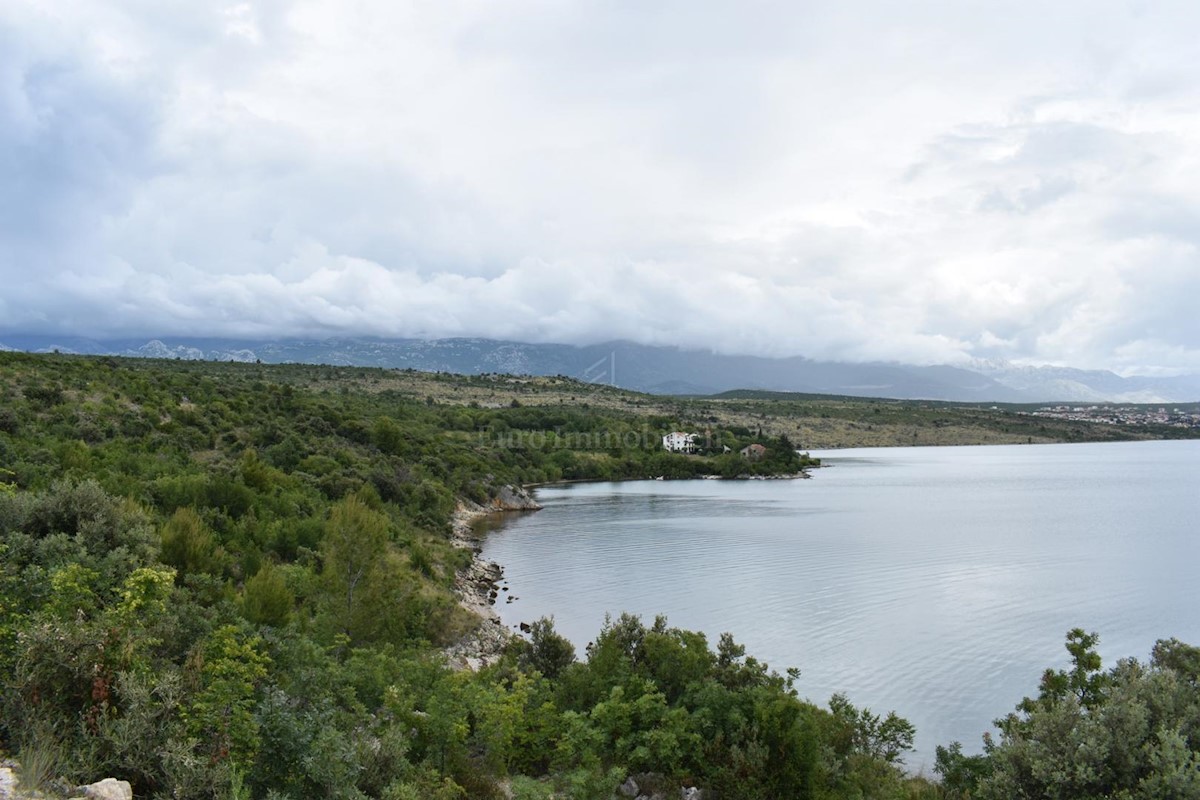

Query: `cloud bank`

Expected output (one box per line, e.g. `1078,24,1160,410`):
2,0,1199,374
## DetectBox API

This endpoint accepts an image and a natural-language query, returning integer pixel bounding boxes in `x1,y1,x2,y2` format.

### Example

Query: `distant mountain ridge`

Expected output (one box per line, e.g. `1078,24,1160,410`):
964,359,1200,404
1,334,1197,403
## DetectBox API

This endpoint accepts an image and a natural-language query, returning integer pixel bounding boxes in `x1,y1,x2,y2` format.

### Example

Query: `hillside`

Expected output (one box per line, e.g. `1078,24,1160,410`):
284,367,1198,449
0,353,877,800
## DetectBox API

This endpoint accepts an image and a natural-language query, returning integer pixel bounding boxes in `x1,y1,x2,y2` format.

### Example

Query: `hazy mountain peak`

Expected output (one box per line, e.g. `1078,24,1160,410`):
136,340,206,360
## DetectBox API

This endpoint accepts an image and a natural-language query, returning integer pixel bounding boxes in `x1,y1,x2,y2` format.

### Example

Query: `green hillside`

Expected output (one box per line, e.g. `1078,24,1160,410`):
1,353,1196,800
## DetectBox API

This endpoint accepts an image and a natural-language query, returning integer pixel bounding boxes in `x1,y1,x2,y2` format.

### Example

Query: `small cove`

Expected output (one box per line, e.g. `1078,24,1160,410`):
479,440,1200,769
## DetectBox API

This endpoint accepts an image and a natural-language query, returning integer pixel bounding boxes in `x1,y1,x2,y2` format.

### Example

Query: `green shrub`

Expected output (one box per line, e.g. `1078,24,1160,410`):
242,563,293,627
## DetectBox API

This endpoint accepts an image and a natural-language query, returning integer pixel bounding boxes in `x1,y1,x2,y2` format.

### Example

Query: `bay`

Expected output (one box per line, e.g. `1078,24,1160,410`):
479,439,1200,770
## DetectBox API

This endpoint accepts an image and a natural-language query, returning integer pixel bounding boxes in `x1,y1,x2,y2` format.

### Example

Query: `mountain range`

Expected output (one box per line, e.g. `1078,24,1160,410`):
2,334,1198,404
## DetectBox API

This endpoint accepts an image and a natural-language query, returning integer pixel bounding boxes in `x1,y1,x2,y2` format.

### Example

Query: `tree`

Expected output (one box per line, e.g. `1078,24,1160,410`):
322,495,389,641
976,630,1200,800
241,563,293,627
934,741,990,799
521,617,576,680
160,507,221,578
828,692,916,765
1024,627,1109,712
184,625,270,767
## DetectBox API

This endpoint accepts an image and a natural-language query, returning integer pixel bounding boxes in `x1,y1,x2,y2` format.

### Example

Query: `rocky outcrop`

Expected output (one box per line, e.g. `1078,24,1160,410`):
489,484,542,511
445,550,512,670
444,485,541,670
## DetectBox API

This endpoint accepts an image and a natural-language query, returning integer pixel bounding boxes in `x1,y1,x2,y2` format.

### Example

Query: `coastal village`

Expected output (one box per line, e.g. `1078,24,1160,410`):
1021,404,1200,428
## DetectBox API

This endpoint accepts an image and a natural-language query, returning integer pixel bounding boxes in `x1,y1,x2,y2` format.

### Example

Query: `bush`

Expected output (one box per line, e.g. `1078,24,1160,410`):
161,507,221,577
242,563,294,627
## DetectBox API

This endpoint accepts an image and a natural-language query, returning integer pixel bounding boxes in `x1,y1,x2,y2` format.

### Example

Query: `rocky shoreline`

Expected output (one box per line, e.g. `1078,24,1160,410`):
442,473,812,670
443,485,542,670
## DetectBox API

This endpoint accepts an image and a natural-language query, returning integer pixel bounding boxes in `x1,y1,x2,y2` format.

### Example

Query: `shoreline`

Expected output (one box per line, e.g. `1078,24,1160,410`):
443,471,812,669
525,469,812,490
443,487,542,669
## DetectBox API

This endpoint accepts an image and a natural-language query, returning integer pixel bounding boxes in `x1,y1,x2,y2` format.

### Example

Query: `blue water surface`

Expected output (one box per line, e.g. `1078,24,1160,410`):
480,440,1200,770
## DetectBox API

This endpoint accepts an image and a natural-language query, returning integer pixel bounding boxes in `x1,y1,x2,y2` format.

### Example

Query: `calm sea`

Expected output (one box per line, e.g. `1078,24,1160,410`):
479,440,1200,769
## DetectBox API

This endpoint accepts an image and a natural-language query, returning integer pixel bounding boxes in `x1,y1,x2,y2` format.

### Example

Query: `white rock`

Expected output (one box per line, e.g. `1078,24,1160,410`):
0,767,17,800
79,778,133,800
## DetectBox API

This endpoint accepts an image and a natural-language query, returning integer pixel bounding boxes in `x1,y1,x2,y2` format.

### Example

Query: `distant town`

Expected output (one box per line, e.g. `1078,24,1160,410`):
1021,405,1200,428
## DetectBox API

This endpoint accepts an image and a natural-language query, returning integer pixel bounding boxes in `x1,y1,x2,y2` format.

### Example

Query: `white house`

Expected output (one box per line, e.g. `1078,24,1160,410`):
662,431,698,453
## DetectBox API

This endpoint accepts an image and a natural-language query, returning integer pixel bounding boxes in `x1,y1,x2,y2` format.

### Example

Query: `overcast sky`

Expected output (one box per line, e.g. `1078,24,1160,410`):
3,1,1199,374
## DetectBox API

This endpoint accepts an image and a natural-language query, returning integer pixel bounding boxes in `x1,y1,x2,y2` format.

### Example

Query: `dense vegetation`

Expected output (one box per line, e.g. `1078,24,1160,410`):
935,630,1200,799
1,353,1197,799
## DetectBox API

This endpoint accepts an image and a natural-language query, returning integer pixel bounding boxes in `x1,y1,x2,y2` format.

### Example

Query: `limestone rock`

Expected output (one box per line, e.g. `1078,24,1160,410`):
491,485,542,511
77,778,133,800
618,776,639,797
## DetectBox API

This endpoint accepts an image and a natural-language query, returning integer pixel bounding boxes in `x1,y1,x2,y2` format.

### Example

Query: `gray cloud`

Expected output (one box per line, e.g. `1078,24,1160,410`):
2,0,1200,375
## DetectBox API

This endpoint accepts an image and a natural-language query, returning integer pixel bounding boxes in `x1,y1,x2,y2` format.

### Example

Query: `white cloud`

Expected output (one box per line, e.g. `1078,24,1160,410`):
1,0,1199,374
